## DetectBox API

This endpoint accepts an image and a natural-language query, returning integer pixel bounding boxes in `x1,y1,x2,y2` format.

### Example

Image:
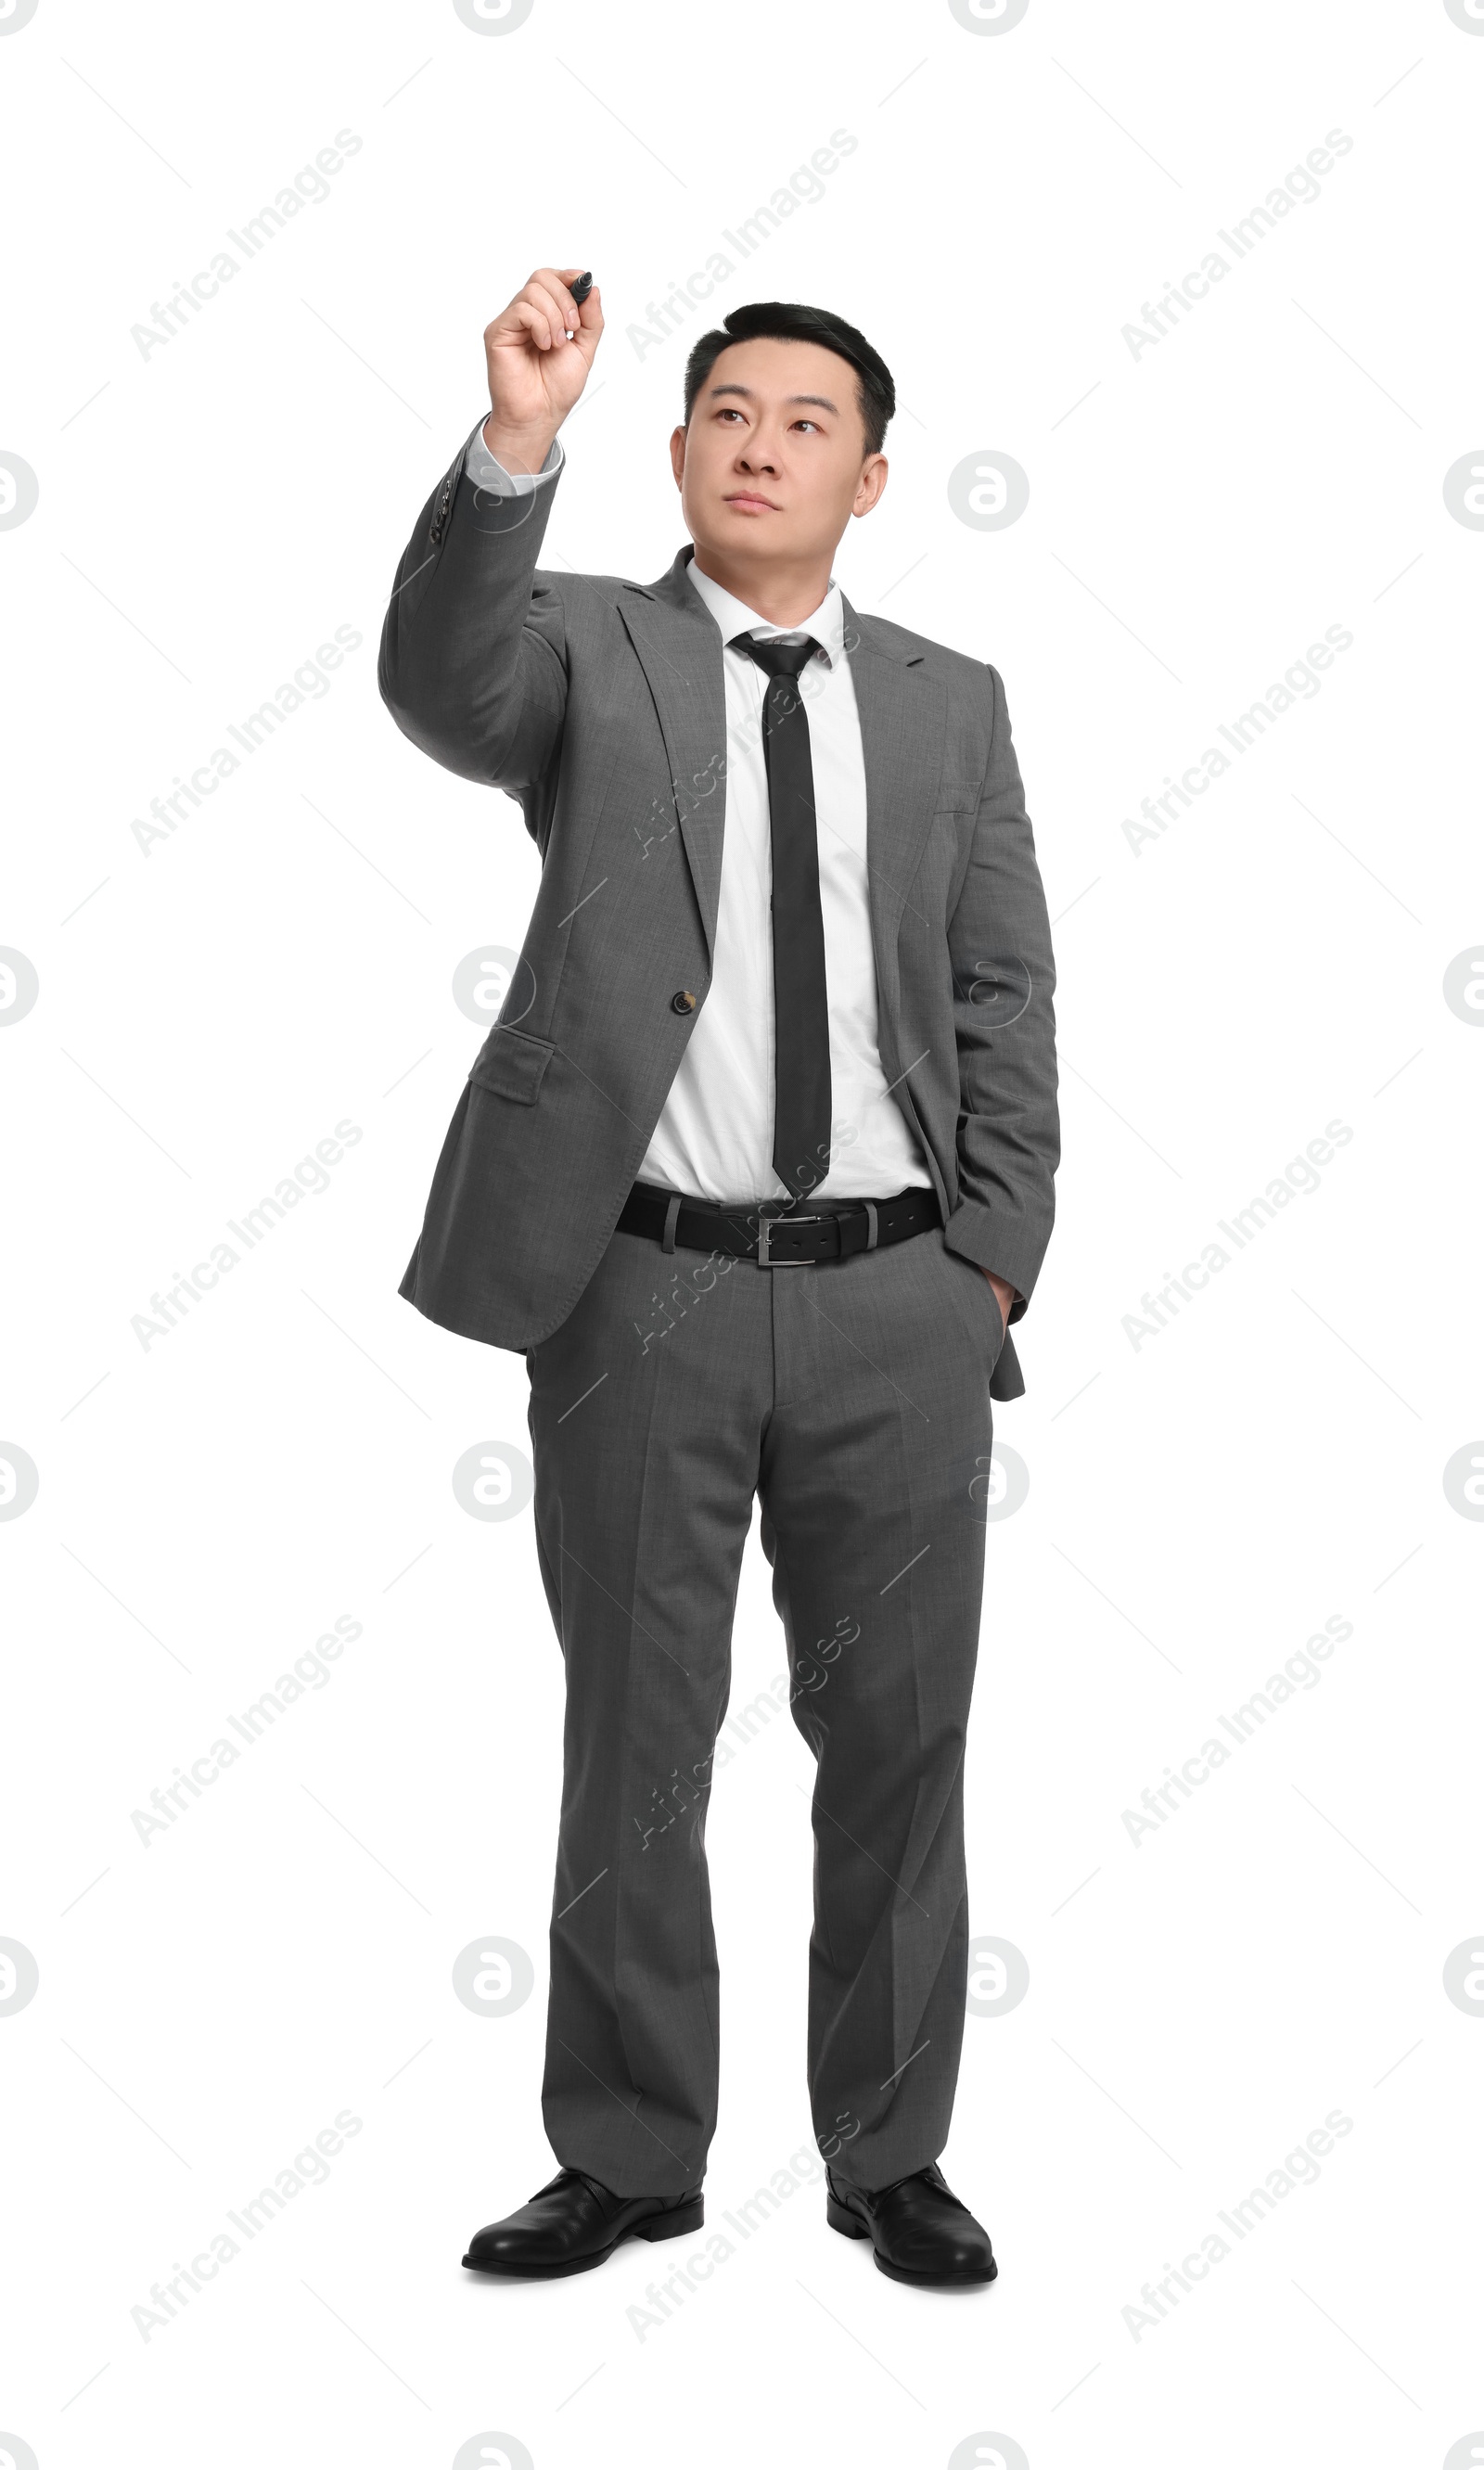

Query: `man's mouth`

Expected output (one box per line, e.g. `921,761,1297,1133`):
724,492,779,512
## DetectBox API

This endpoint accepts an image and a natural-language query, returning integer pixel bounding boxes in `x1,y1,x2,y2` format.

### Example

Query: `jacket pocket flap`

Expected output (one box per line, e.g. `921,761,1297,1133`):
935,779,983,813
468,1024,556,1106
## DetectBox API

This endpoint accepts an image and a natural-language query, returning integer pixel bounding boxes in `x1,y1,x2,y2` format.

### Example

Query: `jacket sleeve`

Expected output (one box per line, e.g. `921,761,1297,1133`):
940,661,1059,1323
377,421,569,813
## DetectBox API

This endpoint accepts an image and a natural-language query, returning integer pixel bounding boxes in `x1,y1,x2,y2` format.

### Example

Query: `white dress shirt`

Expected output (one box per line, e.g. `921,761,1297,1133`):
466,421,932,1205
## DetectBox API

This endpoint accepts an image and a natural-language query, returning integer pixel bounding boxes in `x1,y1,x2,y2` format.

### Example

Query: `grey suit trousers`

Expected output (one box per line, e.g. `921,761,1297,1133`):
526,1212,1004,2199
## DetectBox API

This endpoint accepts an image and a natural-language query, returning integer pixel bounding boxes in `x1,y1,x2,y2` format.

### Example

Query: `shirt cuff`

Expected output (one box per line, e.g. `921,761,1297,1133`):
464,421,565,497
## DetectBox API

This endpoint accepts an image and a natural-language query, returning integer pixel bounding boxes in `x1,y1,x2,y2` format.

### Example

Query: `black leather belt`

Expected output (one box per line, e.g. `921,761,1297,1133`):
616,1179,941,1267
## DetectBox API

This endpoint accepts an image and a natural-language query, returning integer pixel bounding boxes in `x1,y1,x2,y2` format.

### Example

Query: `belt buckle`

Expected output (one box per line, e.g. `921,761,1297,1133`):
757,1208,819,1268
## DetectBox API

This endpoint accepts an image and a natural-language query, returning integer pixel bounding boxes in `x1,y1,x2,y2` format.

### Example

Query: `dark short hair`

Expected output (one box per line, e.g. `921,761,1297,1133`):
683,301,895,458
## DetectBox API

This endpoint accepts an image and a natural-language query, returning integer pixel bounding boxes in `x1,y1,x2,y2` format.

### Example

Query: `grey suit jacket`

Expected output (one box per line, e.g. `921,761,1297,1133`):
379,426,1059,1401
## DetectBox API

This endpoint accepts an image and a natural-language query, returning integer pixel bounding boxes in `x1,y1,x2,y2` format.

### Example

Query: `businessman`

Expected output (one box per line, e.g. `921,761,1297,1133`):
380,269,1059,2289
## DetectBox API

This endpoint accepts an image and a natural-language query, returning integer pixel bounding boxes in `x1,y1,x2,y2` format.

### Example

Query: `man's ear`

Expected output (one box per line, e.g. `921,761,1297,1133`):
853,454,888,517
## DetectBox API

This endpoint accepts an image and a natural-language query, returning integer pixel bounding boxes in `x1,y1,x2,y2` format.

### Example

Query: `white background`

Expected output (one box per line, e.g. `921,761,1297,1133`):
3,1,1482,2464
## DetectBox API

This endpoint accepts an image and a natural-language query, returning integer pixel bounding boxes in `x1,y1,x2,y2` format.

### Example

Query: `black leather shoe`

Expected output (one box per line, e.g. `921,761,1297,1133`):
826,2160,997,2288
462,2165,703,2279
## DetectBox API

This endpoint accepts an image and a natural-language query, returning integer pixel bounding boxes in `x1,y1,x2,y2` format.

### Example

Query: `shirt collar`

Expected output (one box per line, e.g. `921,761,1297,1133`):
684,548,845,671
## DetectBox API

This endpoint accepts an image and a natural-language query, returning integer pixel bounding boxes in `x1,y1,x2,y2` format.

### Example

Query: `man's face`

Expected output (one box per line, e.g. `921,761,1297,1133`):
671,335,888,570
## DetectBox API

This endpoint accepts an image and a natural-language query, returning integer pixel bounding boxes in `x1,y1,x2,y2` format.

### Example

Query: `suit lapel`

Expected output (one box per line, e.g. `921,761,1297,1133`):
839,599,949,1099
841,606,953,1210
617,551,730,958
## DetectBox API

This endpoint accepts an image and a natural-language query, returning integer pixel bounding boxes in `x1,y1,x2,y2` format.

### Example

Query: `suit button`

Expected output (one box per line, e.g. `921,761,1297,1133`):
671,989,697,1015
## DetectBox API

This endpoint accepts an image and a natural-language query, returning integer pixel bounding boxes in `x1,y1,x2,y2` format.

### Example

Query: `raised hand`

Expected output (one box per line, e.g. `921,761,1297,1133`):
481,265,603,473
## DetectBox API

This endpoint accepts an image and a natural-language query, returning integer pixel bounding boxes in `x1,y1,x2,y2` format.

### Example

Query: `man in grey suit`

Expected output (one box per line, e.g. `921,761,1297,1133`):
380,267,1059,2289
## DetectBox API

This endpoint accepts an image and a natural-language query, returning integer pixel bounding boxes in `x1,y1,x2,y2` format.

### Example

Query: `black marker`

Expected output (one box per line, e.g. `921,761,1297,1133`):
562,271,594,343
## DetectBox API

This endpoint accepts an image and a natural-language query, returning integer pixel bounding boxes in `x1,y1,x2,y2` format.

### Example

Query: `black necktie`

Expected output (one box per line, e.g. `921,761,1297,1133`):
732,633,831,1202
